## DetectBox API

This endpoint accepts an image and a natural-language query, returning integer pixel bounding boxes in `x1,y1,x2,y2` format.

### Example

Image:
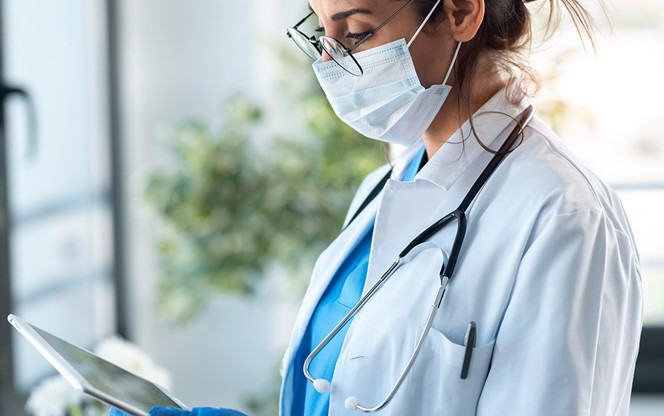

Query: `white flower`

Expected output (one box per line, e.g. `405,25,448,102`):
93,336,173,390
26,375,84,416
26,336,172,416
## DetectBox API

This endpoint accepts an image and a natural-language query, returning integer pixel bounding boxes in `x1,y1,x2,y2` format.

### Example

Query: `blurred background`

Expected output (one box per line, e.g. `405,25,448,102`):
0,0,662,415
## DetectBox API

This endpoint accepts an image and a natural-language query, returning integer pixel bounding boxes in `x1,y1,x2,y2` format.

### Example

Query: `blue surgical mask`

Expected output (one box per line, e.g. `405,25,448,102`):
312,4,462,146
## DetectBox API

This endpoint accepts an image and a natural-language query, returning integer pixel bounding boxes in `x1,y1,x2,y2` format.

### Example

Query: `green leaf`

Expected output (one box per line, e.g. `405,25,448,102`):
146,48,385,323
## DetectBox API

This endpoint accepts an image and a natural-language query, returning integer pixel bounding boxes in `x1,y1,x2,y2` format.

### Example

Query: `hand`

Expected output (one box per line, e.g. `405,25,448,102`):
109,408,131,416
109,406,247,416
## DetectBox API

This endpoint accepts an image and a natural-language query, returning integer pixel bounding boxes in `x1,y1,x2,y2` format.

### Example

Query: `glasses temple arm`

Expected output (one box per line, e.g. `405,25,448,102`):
349,0,417,52
293,11,314,29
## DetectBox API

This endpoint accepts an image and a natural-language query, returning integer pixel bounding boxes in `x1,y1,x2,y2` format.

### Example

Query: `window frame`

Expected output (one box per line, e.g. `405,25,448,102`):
613,184,664,392
0,0,126,412
634,328,664,392
0,2,19,412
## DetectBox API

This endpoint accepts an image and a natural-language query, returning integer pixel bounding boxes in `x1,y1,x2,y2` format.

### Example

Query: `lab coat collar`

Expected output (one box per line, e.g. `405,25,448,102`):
387,141,427,181
417,88,532,190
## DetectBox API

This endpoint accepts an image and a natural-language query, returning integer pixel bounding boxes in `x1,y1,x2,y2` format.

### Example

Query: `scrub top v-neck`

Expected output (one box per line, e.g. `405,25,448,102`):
286,146,426,416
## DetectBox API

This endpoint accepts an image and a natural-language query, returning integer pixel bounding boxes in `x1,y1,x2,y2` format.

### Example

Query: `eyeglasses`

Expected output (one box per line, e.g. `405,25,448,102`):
286,0,416,76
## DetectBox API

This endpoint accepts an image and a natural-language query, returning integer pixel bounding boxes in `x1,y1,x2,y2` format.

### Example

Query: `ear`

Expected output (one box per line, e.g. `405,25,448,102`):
442,0,484,42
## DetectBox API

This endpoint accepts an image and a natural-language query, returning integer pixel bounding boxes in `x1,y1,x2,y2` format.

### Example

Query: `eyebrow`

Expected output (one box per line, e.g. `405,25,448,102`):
308,4,373,21
331,8,372,21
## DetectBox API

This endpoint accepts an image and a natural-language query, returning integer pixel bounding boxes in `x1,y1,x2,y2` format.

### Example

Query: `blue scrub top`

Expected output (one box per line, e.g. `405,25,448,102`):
287,147,425,416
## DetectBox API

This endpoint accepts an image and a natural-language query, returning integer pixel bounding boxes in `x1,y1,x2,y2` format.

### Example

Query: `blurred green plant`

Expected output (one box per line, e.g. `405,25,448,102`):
145,48,384,323
241,359,283,416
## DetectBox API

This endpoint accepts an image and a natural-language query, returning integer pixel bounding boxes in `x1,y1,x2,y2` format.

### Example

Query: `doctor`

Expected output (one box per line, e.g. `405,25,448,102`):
113,0,642,415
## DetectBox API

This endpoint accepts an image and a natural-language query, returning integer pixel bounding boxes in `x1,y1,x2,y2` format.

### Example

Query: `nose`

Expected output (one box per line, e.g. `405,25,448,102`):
320,49,333,63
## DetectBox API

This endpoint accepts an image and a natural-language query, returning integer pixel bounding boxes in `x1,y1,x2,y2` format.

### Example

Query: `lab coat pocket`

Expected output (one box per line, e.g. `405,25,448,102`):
408,325,495,415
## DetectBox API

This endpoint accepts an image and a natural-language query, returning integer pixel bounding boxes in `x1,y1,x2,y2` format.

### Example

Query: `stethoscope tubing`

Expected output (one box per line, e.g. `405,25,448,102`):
302,259,401,381
303,105,535,412
355,276,450,412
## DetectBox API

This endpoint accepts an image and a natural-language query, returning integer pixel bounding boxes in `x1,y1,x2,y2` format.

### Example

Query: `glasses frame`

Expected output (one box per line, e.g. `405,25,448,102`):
286,0,417,76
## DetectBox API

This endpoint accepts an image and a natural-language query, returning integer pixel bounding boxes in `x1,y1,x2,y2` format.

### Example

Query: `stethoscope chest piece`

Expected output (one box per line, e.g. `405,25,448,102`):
305,242,450,412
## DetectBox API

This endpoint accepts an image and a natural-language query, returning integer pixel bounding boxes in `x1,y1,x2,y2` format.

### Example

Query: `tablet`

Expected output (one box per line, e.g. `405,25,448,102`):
8,314,189,416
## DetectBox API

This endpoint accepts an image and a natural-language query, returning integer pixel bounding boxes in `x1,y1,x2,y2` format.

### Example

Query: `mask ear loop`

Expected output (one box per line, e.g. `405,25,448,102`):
405,0,462,86
407,0,443,48
442,41,462,85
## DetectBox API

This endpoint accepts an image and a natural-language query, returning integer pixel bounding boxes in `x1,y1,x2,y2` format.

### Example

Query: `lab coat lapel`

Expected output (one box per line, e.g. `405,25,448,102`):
363,91,534,288
365,178,447,292
283,191,379,368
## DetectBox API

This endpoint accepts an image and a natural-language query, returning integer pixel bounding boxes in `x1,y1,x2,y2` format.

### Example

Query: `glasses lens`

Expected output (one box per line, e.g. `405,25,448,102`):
319,37,363,76
287,28,321,61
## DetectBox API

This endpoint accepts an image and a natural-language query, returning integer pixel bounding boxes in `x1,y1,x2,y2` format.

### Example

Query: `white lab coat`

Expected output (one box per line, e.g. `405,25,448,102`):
279,90,643,415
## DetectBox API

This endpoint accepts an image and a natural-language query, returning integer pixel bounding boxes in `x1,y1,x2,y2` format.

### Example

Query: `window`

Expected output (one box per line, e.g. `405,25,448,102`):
0,0,122,413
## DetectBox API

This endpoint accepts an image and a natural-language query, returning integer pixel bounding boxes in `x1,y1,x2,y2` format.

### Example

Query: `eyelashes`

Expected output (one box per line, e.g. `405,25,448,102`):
346,31,371,40
314,26,371,43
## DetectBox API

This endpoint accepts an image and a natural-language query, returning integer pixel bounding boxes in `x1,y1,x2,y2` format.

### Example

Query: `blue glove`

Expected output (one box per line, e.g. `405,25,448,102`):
109,407,247,416
150,407,247,416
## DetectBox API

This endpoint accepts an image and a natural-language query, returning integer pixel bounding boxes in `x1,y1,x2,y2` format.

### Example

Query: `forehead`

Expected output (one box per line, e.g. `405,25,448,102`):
308,0,386,17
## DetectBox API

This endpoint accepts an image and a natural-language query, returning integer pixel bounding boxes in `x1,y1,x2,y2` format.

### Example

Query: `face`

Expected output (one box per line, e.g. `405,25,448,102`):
308,0,457,87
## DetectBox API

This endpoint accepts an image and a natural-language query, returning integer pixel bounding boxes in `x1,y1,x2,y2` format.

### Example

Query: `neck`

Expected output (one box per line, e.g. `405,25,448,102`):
422,74,506,159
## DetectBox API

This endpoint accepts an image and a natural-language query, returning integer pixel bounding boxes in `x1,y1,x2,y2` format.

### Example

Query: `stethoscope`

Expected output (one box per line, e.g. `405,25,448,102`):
303,105,535,412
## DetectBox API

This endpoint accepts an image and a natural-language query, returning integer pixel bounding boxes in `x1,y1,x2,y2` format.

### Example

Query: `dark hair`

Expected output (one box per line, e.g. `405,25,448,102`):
410,0,602,105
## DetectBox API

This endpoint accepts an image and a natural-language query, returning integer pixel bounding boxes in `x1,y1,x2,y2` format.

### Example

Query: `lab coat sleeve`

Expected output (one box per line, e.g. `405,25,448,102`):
476,208,642,416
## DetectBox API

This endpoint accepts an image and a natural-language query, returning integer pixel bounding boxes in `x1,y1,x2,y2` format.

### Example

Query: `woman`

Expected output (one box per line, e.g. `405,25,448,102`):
114,0,642,414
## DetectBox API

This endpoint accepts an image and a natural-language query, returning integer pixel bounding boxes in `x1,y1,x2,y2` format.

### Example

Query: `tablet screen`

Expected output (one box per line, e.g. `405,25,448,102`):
32,325,184,412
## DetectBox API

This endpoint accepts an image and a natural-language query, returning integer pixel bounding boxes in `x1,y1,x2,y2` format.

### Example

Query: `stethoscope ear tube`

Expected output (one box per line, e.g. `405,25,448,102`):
457,104,535,213
399,210,467,281
399,210,462,258
400,104,535,281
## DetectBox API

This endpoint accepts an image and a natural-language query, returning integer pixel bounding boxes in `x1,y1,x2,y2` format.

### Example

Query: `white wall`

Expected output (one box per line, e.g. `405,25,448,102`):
118,0,303,410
